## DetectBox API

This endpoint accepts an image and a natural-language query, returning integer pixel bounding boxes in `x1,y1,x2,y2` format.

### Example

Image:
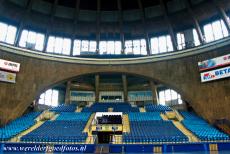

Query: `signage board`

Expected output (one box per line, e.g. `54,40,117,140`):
0,70,16,83
201,66,230,82
198,54,230,71
0,59,20,72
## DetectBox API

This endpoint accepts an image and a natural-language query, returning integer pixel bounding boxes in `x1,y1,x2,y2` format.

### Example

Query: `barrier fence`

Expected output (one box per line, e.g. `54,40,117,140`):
1,142,230,153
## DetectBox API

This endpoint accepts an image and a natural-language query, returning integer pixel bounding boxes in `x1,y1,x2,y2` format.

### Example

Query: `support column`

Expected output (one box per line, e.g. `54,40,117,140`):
185,0,205,44
122,74,128,102
149,81,158,105
65,81,72,105
212,0,230,33
95,74,100,102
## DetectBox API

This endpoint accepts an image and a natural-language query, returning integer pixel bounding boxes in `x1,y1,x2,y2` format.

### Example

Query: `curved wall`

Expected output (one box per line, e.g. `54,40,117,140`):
0,39,230,125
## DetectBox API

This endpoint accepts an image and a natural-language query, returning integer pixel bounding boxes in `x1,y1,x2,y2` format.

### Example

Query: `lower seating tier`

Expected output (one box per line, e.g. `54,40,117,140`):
0,112,41,141
123,121,188,143
21,121,88,143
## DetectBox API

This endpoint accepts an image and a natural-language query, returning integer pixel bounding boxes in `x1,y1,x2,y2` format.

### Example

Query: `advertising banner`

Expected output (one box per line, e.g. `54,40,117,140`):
0,59,20,72
198,54,230,71
0,70,16,83
201,66,230,82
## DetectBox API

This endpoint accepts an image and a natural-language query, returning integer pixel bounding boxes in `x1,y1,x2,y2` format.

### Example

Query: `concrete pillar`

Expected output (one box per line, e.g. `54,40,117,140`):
122,74,128,102
149,81,158,105
64,81,72,105
184,29,195,48
95,74,100,102
212,0,230,33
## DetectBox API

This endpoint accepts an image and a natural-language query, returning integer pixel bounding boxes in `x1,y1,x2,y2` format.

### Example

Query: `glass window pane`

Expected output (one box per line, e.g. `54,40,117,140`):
73,40,81,55
151,37,159,54
5,26,17,44
19,30,28,47
166,35,173,52
193,29,200,46
125,40,133,54
159,36,167,53
47,36,55,53
114,41,121,54
52,90,59,107
62,38,71,55
27,31,36,44
54,37,63,54
107,41,115,54
165,89,171,101
99,41,107,54
89,41,96,52
171,90,178,100
35,33,44,51
177,33,185,50
39,93,45,105
133,40,140,54
204,24,214,42
212,20,223,40
140,39,147,55
159,91,165,105
81,40,89,51
0,22,7,42
45,89,52,106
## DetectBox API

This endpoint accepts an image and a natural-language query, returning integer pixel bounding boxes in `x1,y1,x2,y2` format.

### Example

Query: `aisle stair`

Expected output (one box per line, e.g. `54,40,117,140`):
83,113,95,133
10,121,45,142
172,121,199,142
75,107,82,112
123,114,130,133
139,107,146,112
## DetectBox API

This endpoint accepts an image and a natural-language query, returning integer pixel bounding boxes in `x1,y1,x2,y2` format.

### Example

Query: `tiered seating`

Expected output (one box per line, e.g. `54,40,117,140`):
181,112,230,141
145,104,172,112
0,112,41,141
128,112,162,121
21,112,90,143
21,121,87,142
82,103,139,113
50,104,77,112
124,112,188,143
56,112,91,121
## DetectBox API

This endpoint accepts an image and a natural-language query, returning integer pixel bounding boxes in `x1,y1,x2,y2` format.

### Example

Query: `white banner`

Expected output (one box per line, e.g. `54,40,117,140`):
201,66,230,82
198,54,230,71
0,59,20,72
0,70,16,83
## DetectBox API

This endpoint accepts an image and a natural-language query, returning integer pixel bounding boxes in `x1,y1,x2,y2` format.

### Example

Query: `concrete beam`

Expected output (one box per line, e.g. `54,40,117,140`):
122,74,128,102
149,81,158,104
65,81,72,105
137,0,151,55
117,0,125,54
185,0,205,44
160,0,178,51
95,74,100,102
212,0,230,34
96,0,101,53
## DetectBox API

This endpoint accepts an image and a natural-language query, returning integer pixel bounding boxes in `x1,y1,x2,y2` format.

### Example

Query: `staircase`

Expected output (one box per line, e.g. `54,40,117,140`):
95,145,110,154
172,121,199,142
160,113,169,121
75,107,82,112
122,114,130,133
83,113,95,133
10,121,45,142
139,107,146,112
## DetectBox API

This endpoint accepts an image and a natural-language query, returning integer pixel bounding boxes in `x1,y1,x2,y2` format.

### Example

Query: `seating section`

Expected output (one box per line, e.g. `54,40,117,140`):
50,104,77,112
124,112,188,143
82,103,139,113
56,112,91,121
181,112,230,141
21,121,88,142
0,112,41,141
128,112,162,121
21,112,91,143
145,104,172,112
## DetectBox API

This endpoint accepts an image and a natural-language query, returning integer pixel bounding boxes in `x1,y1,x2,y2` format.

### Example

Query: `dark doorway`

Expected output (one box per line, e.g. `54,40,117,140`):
97,132,113,144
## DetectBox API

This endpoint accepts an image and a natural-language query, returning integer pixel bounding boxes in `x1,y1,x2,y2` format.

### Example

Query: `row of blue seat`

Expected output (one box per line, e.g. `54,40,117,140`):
128,112,162,121
0,112,41,141
181,111,230,141
50,104,77,112
145,104,172,112
56,112,91,121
